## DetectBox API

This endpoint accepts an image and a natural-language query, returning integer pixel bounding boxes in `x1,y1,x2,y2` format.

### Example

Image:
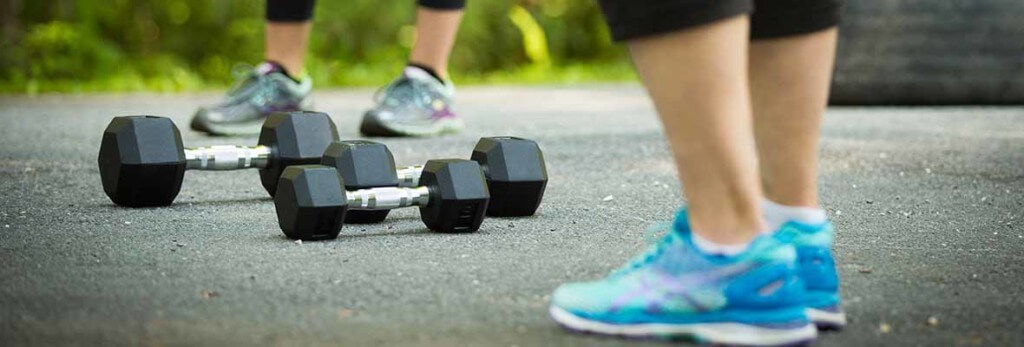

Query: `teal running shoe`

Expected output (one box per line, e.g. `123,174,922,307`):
550,209,817,346
191,62,312,136
774,220,847,330
360,67,462,137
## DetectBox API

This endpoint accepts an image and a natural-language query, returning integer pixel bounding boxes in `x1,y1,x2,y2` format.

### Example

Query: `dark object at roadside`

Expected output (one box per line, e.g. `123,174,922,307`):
831,0,1024,104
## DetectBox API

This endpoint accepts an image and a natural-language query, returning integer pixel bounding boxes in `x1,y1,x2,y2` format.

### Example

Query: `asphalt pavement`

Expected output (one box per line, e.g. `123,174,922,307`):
1,86,1022,346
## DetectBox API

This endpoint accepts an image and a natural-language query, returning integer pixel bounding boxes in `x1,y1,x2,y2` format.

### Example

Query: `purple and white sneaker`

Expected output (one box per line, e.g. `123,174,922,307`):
191,62,312,136
360,66,462,137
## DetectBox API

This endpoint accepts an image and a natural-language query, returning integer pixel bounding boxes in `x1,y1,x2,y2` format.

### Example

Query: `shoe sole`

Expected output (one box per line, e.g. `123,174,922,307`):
360,112,464,137
191,98,313,137
550,306,817,346
807,308,847,330
191,119,265,136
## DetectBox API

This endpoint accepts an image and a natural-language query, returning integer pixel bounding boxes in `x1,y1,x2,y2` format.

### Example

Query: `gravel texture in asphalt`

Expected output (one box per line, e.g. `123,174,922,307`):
1,86,1022,346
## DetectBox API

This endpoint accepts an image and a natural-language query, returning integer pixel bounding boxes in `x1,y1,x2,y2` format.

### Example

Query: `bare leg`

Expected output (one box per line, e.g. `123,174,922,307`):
409,7,465,79
265,21,312,75
628,16,764,244
750,29,838,208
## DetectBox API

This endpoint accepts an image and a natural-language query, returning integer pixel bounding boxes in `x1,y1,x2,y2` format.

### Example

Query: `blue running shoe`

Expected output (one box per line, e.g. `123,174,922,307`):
360,67,462,137
191,62,312,136
774,220,847,330
550,209,817,346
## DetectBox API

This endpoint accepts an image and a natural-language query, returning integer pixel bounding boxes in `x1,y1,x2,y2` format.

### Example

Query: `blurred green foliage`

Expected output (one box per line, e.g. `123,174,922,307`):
0,0,633,93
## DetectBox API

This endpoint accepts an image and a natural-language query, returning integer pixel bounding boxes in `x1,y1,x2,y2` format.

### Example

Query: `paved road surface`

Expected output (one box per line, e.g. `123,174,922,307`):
1,86,1022,346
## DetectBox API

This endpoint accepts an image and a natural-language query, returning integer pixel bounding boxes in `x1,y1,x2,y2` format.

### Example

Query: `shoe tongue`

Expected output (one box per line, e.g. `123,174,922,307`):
256,62,284,76
403,66,436,82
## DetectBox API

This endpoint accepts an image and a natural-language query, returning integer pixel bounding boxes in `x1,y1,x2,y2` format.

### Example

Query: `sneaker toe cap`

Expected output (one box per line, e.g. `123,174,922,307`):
359,109,399,136
190,107,215,132
551,281,620,314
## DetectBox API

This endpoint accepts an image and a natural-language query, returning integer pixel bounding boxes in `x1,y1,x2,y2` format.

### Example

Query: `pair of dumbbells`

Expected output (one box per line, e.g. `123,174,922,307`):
98,111,339,207
98,111,546,240
98,112,485,236
274,138,548,240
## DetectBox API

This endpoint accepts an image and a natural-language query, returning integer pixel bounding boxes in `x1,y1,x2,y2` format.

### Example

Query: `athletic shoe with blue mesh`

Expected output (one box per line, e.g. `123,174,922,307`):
359,67,462,137
774,220,847,330
191,62,312,136
549,209,817,346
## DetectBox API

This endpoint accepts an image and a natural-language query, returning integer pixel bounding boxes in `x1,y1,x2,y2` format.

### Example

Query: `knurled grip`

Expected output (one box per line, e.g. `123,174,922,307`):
184,145,272,170
395,165,424,187
346,186,431,210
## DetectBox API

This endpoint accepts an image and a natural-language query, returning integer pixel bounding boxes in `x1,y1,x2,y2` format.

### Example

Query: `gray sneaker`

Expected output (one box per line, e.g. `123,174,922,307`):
191,62,313,136
360,67,463,137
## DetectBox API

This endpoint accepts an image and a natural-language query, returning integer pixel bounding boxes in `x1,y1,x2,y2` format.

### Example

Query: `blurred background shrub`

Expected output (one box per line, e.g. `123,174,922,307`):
6,0,1022,103
0,0,633,93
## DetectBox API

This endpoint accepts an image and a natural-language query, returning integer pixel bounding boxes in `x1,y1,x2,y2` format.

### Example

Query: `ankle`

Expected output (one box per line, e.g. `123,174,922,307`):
690,231,752,256
763,199,827,231
407,62,447,83
261,60,303,83
687,204,767,244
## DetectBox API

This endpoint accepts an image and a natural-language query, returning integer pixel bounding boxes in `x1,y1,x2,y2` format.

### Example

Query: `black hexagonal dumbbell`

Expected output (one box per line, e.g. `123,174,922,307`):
323,137,547,218
468,137,547,216
320,140,400,224
274,160,490,240
97,111,338,207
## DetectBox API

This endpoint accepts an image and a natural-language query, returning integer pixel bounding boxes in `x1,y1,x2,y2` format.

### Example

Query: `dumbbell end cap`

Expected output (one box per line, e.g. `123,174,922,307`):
471,137,548,217
98,116,186,207
275,165,348,240
419,159,490,233
257,111,340,196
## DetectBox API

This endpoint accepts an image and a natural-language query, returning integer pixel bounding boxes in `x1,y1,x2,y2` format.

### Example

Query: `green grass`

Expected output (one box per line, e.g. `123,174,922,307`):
0,61,637,95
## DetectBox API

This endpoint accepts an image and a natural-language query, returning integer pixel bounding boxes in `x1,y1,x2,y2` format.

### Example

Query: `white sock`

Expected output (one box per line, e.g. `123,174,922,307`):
690,232,751,256
762,199,827,232
404,66,441,83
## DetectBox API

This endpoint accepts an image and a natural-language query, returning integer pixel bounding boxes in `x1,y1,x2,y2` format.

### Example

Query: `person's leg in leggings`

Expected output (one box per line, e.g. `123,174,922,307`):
747,0,840,222
750,29,837,230
358,0,467,137
747,0,846,328
265,0,315,76
549,0,844,343
409,0,466,80
629,16,765,244
751,29,836,207
189,0,316,136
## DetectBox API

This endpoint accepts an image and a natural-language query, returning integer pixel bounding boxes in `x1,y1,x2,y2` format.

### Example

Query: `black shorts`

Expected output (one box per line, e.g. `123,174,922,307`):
265,0,467,22
598,0,843,41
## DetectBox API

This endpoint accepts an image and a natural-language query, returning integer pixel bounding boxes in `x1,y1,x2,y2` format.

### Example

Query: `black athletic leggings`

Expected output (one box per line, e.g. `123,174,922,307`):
598,0,843,41
266,0,467,22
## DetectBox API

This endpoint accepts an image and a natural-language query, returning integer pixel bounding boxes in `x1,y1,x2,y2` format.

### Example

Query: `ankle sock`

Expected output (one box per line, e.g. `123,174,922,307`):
762,199,827,231
690,232,751,256
260,61,302,83
686,200,824,256
406,62,446,84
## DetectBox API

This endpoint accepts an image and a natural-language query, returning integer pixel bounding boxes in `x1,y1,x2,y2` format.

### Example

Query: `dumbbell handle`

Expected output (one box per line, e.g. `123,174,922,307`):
347,186,431,210
396,165,425,187
184,145,272,170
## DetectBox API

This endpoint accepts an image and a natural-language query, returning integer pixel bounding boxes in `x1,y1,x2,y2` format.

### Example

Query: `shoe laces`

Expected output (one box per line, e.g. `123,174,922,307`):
609,222,677,279
224,64,280,109
373,76,438,115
